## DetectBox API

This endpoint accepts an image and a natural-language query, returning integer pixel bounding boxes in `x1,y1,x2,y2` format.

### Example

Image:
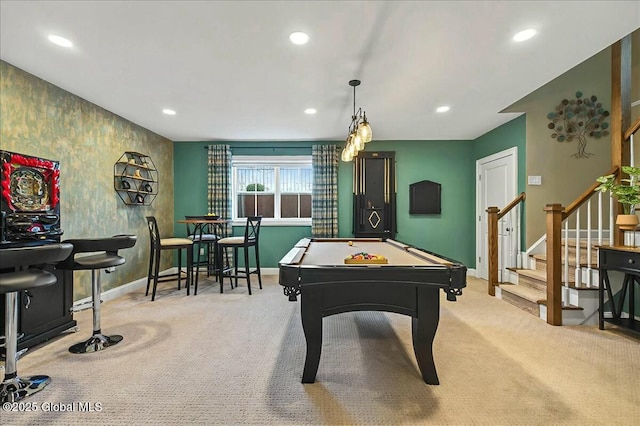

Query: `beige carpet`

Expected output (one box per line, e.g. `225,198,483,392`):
3,274,639,425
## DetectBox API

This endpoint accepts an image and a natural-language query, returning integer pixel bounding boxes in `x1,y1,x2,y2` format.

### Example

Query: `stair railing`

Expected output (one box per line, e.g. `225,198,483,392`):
544,167,618,325
486,192,526,296
545,117,639,325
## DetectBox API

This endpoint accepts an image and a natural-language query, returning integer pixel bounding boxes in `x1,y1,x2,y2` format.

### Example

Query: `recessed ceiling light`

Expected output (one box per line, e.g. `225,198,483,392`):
48,35,73,48
162,109,176,115
436,106,450,113
304,108,317,115
513,29,536,42
289,31,309,45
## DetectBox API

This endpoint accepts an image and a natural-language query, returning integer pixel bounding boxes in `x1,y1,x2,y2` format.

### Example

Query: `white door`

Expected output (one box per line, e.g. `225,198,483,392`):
476,147,518,281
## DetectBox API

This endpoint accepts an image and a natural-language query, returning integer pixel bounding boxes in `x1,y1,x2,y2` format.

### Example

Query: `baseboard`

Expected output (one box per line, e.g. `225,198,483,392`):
73,267,280,306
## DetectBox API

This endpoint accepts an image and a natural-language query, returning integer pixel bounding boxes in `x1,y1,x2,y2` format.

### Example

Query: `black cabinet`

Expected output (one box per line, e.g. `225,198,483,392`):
353,151,396,238
0,267,75,351
598,246,639,332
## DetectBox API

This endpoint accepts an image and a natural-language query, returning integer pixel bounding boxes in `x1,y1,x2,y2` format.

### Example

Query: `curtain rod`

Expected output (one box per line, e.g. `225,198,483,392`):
203,146,317,150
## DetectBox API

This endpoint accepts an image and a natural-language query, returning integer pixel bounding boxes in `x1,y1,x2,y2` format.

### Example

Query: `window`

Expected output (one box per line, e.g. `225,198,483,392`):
232,156,312,225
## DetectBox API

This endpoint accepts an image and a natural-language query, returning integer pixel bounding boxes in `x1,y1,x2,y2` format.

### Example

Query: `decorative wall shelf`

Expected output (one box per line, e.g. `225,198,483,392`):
114,152,158,206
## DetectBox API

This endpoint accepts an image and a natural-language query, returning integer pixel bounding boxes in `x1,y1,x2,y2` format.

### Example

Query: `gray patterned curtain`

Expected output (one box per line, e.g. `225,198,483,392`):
312,145,339,238
207,144,232,238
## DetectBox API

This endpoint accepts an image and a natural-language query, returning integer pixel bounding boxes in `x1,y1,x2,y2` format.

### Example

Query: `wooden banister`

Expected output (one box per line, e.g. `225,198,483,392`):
563,166,619,219
544,204,564,326
486,192,526,296
498,192,526,220
624,117,640,141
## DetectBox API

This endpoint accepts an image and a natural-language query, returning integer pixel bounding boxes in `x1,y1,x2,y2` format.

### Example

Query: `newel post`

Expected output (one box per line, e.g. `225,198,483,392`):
544,203,564,326
486,207,500,296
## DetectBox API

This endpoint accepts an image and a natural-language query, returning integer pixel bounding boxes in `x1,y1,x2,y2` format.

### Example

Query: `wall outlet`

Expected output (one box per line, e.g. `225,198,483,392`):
200,248,205,256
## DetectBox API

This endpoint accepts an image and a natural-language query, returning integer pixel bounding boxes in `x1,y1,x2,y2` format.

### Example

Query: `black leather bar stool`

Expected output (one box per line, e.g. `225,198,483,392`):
58,235,136,354
0,243,73,403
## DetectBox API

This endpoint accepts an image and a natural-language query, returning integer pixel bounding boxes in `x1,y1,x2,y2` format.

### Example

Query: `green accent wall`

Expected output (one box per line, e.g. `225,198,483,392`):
174,139,476,268
474,114,527,249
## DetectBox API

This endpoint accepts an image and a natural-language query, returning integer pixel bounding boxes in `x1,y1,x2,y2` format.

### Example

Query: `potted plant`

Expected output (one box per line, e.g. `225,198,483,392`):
595,165,640,230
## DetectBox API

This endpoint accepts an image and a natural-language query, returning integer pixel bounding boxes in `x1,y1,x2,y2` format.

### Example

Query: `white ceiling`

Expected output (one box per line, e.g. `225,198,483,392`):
1,1,639,142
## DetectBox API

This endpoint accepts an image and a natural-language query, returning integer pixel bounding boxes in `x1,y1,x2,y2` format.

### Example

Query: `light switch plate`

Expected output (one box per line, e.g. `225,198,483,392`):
528,175,542,185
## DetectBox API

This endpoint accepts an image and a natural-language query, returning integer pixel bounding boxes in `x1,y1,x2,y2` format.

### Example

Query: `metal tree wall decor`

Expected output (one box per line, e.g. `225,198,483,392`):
547,91,610,158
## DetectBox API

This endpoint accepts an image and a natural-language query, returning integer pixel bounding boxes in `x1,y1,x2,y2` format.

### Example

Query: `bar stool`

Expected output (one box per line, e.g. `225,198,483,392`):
217,216,262,295
185,216,221,293
0,243,73,403
58,235,137,354
146,216,193,300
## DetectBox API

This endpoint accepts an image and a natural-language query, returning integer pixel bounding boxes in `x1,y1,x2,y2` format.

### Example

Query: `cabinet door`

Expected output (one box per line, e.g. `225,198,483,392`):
20,267,69,335
0,267,75,351
354,152,396,238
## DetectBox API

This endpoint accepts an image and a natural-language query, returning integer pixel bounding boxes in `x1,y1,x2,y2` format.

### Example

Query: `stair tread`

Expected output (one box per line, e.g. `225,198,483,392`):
515,268,546,280
538,300,584,310
499,283,544,303
532,253,598,267
514,268,576,284
500,284,583,310
563,238,611,245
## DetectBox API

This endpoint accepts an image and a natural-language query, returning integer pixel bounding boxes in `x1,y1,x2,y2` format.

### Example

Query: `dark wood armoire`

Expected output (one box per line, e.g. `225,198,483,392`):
353,151,396,238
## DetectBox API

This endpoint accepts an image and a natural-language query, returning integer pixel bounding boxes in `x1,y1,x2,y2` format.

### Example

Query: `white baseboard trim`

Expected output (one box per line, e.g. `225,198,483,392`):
73,270,154,307
73,266,280,307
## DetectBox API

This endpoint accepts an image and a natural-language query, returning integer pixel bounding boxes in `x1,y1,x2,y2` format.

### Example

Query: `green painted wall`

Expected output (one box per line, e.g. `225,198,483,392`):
474,114,527,193
173,139,476,268
474,114,527,249
173,142,315,268
0,60,175,301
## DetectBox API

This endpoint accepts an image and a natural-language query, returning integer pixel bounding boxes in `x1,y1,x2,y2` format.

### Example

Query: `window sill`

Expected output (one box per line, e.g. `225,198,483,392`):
231,219,311,227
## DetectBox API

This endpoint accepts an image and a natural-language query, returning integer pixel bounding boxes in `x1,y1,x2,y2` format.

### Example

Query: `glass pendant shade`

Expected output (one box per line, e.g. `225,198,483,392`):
353,132,364,151
347,140,356,157
346,133,357,153
358,119,372,143
341,146,351,162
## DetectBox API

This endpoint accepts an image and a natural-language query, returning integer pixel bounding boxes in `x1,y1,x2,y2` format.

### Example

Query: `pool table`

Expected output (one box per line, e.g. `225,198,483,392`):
279,238,467,385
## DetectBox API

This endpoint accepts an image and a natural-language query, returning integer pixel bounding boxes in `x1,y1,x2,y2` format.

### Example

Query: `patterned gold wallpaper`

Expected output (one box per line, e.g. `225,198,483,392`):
1,60,175,300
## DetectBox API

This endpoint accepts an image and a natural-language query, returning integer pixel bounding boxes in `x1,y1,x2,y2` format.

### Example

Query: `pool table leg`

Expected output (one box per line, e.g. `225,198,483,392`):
412,287,440,385
301,288,323,383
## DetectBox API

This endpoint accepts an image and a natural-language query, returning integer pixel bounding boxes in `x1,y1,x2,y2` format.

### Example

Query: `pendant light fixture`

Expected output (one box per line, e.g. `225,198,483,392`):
341,79,373,162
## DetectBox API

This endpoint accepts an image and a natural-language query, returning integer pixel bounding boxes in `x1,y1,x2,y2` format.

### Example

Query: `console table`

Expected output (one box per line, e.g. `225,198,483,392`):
598,245,639,332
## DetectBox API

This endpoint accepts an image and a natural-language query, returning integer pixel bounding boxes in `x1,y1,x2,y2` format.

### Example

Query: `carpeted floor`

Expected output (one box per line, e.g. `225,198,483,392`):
3,274,639,425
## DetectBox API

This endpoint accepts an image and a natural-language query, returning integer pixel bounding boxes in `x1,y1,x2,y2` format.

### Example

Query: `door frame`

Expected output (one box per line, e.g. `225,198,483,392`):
475,147,519,282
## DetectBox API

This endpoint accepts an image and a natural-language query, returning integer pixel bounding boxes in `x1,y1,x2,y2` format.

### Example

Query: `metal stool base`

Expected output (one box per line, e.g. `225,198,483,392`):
0,375,51,403
69,333,123,354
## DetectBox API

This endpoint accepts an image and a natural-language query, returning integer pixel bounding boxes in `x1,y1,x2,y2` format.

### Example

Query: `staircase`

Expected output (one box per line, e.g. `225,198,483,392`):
485,34,638,326
496,238,603,325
